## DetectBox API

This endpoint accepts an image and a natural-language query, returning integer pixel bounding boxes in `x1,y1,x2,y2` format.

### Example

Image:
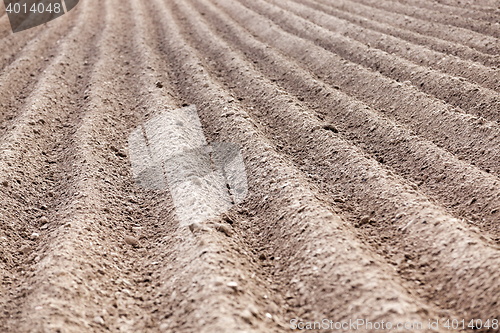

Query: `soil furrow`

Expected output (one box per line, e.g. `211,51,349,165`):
140,0,288,330
33,0,159,329
143,0,451,329
0,0,104,330
204,0,500,186
250,0,500,124
351,0,500,39
427,0,500,13
0,24,48,74
311,0,500,67
289,0,500,95
126,0,286,331
394,0,500,23
179,0,500,319
192,0,500,244
0,4,84,135
318,0,500,55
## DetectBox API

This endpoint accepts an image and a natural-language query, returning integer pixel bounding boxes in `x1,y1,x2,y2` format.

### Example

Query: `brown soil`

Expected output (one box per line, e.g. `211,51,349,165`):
0,0,499,332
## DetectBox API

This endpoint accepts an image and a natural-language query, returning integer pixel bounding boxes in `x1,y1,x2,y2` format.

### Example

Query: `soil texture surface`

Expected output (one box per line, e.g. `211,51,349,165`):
1,0,500,331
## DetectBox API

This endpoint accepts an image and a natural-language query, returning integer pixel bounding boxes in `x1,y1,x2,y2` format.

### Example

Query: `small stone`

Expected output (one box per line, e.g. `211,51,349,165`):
259,253,267,261
124,236,139,247
31,233,39,240
159,323,169,331
214,223,232,237
155,81,163,88
265,313,273,319
1,180,8,187
359,216,370,226
227,281,238,291
93,316,104,325
39,216,49,225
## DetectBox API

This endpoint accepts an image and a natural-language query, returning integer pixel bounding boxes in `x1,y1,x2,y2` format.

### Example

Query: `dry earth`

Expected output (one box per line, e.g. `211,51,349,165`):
0,0,500,332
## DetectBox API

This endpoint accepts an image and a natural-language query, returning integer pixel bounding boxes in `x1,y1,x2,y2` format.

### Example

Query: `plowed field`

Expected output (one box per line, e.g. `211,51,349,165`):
1,0,500,332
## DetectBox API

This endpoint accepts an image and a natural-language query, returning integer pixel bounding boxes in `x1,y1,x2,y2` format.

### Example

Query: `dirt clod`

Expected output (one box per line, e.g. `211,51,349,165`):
116,151,127,158
323,124,338,133
124,236,139,247
188,222,204,233
239,309,254,324
18,245,32,255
